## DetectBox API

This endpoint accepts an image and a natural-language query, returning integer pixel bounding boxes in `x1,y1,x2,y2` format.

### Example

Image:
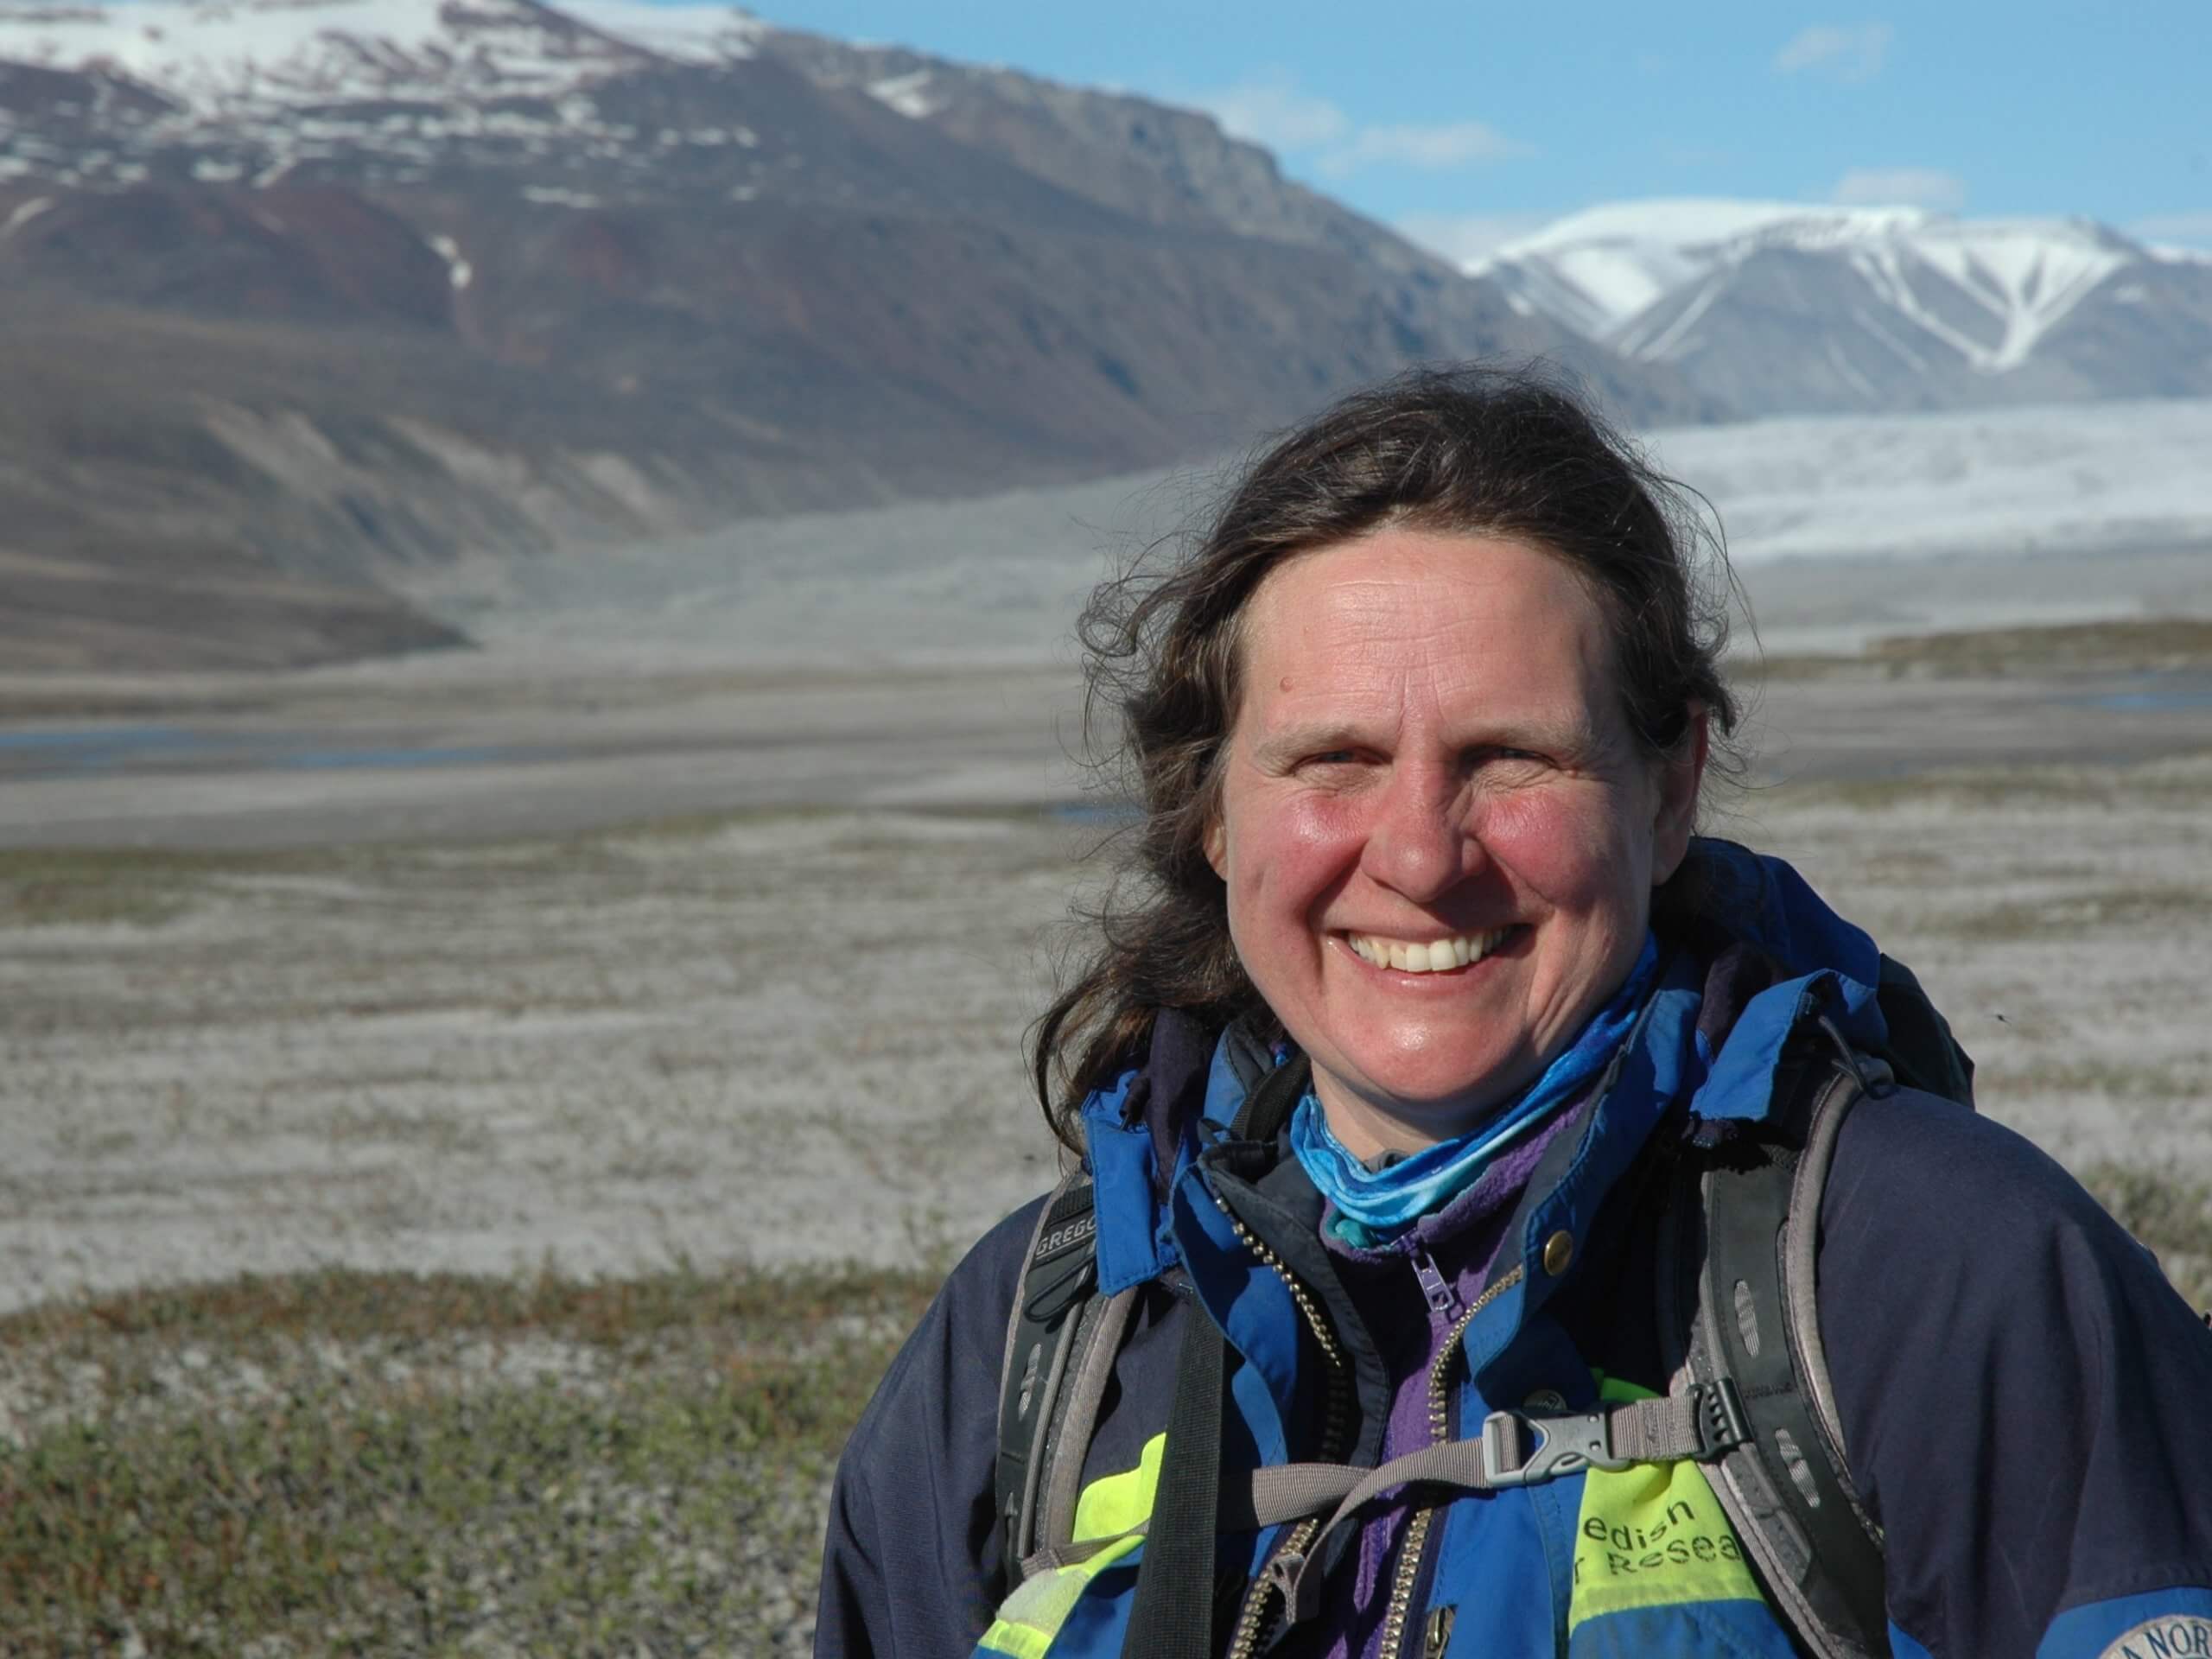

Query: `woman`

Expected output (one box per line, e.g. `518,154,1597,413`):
815,366,2212,1658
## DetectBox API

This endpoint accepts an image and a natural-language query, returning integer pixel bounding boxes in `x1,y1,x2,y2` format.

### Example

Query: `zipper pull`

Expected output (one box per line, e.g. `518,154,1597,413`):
1424,1603,1457,1656
1408,1240,1459,1320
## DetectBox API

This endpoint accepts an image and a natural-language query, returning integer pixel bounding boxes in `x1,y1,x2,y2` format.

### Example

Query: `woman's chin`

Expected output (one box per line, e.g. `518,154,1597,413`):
1312,1057,1539,1152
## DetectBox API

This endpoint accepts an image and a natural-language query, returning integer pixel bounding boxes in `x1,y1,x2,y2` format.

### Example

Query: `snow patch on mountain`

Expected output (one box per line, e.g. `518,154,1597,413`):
0,0,801,200
865,68,937,119
0,0,766,113
1470,198,2190,397
0,0,647,110
426,231,470,288
1472,199,1929,340
1837,219,2131,372
519,181,596,207
561,0,762,64
0,191,50,234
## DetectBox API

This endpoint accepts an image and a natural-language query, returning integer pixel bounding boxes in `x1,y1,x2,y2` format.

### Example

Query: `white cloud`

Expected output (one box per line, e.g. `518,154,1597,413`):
2130,211,2212,250
1774,22,1894,83
1316,121,1529,179
1192,73,1350,152
1831,166,1965,212
1192,73,1526,178
1395,212,1549,269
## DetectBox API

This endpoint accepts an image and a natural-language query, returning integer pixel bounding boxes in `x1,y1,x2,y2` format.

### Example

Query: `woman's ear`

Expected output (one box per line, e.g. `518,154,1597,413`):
1650,706,1709,886
1204,815,1228,880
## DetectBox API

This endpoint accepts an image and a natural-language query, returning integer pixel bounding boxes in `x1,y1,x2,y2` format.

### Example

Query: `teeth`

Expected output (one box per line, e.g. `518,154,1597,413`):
1347,928,1512,974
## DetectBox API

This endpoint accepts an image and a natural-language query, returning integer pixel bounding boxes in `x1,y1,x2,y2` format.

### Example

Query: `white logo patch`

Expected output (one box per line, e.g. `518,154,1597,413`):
2099,1614,2212,1659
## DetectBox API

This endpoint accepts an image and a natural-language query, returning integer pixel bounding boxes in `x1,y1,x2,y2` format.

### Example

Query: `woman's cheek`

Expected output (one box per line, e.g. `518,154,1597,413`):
1480,785,1618,893
1224,791,1363,934
1279,791,1368,858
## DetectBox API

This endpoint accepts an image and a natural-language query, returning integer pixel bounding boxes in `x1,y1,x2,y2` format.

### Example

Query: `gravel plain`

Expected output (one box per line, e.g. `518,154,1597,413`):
1,679,2209,1313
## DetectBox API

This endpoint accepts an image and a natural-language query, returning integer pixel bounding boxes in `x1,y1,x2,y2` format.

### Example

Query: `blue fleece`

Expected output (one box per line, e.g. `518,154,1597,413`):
1291,932,1662,1245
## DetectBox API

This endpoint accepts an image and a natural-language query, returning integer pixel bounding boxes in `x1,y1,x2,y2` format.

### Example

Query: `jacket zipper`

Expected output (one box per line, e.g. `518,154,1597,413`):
1210,1189,1351,1659
1374,1257,1526,1659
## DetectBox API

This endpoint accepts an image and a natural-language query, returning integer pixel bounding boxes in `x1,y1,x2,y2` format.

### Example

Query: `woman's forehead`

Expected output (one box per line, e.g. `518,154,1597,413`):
1248,528,1594,620
1235,530,1617,708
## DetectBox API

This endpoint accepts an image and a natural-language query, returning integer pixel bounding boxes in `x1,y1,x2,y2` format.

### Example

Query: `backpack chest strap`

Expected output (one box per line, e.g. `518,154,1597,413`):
1237,1383,1751,1623
1024,1384,1751,1605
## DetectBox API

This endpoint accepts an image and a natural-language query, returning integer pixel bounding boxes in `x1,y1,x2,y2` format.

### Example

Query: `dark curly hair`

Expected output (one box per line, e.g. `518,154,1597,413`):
1031,362,1743,1148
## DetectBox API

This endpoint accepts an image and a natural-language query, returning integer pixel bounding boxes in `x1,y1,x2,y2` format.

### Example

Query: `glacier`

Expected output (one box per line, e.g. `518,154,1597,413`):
1645,397,2212,563
436,397,2212,668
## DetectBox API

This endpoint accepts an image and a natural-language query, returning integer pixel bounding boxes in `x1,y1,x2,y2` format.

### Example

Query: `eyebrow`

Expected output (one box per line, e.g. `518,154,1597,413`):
1249,713,1604,772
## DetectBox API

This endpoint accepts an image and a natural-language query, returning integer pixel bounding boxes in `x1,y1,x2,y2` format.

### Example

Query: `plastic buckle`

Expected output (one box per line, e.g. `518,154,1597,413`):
1479,1408,1630,1489
1690,1379,1752,1457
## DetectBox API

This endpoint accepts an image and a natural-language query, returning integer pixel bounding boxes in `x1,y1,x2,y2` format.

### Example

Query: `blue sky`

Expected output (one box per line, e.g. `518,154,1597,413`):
742,3,2212,258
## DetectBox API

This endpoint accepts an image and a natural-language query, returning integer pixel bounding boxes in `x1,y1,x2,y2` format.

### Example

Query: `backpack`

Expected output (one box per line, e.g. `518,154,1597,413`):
995,956,1976,1659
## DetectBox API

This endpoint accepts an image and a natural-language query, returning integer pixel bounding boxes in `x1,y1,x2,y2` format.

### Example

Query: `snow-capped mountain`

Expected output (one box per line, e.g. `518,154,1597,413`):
0,0,714,111
1473,200,1933,340
1472,199,2212,414
0,0,1702,670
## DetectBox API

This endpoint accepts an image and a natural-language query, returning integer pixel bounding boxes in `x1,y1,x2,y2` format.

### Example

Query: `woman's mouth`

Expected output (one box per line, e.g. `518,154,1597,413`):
1343,926,1517,975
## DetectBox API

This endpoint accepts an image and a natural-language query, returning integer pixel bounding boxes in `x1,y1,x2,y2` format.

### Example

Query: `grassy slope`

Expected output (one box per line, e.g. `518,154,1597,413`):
0,1265,936,1656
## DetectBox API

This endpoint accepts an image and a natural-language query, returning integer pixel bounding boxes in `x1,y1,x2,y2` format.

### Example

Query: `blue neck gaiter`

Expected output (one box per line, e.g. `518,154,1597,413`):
1290,931,1661,1246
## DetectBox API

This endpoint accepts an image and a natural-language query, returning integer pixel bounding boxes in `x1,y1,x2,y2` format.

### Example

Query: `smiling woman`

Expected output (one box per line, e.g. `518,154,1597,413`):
1205,529,1701,1160
1027,365,1738,1162
814,365,2212,1659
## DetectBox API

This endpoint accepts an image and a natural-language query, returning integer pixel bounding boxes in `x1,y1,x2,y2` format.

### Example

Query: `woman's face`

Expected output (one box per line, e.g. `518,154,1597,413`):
1205,527,1704,1160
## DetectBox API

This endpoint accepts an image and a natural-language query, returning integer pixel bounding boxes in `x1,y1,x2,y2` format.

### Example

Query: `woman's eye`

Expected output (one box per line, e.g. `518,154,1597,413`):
1294,749,1367,779
1472,746,1546,770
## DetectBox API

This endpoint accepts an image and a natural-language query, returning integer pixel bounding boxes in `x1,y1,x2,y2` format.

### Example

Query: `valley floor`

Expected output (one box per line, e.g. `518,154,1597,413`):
1,675,2208,1314
3,535,2210,1308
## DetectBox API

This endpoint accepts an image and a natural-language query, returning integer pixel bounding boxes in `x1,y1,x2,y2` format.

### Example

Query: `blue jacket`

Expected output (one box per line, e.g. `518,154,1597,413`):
816,845,2212,1658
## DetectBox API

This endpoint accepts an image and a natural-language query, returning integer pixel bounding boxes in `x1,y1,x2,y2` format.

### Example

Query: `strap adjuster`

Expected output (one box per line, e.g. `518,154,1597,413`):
1689,1379,1752,1457
1480,1381,1751,1490
1479,1408,1630,1489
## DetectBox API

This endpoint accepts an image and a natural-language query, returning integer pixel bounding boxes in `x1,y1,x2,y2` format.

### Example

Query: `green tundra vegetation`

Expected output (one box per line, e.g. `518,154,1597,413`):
1,1172,2205,1656
0,1262,935,1656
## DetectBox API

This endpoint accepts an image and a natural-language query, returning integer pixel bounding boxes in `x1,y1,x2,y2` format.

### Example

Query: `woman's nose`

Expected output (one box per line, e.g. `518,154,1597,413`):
1360,769,1475,901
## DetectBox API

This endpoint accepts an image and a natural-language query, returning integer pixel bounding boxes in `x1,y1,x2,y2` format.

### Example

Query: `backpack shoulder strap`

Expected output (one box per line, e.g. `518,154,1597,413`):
1660,1039,1892,1659
1782,1042,1869,1481
1027,1280,1141,1573
997,1172,1133,1581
